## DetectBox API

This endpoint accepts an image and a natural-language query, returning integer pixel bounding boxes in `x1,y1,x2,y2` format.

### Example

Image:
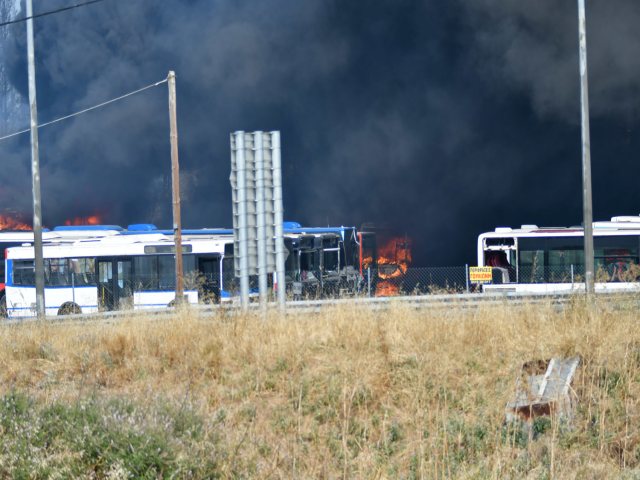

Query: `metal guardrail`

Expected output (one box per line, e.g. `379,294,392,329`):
13,289,640,326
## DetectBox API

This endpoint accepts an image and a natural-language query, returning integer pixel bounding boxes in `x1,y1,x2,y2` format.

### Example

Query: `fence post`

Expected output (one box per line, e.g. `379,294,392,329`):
465,264,470,293
367,267,371,297
72,272,75,305
571,264,574,285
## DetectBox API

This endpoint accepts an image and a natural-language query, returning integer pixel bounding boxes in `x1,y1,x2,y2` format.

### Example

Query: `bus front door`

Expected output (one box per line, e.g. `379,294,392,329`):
97,258,133,311
197,256,220,303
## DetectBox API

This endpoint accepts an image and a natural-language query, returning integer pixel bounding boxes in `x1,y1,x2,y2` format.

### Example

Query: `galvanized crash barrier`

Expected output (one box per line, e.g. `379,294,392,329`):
6,289,639,326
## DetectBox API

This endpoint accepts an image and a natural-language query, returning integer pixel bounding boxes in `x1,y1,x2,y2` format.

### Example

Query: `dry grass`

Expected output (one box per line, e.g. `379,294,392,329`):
0,297,639,478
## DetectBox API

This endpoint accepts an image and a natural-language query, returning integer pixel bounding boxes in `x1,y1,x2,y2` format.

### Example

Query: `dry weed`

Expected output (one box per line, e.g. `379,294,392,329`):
0,297,638,477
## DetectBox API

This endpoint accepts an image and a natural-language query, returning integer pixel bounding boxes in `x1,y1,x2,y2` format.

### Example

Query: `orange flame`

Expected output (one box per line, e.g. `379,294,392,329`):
0,214,31,231
376,281,401,297
64,215,102,226
375,236,412,296
377,237,412,278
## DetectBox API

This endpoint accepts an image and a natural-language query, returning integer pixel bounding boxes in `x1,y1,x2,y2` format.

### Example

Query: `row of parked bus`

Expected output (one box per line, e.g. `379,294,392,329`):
0,222,380,318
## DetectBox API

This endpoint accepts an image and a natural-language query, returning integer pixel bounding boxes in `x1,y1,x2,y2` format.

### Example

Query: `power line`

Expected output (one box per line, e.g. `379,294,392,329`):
0,0,107,28
0,77,168,142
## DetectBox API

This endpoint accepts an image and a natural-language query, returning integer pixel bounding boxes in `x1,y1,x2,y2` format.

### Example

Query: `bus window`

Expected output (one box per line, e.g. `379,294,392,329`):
12,260,35,286
300,251,317,270
322,236,340,274
519,249,544,283
324,250,339,273
300,249,319,281
134,254,199,291
69,258,95,286
222,256,238,293
158,256,175,289
545,238,584,282
485,251,510,268
47,259,69,286
134,256,158,290
284,239,298,281
0,243,21,284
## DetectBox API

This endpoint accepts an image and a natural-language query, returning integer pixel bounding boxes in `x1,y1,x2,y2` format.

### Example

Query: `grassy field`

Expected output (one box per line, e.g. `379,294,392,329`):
0,298,639,478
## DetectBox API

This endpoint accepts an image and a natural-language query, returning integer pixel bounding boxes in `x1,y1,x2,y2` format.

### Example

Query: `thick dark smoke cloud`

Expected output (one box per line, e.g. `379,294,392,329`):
1,0,640,265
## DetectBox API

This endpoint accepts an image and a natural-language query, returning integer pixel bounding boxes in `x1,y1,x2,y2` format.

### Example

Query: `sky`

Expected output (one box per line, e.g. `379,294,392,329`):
1,0,640,265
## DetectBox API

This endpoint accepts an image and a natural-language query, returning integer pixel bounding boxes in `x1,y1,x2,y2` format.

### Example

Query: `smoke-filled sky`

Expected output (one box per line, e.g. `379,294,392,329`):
1,0,640,265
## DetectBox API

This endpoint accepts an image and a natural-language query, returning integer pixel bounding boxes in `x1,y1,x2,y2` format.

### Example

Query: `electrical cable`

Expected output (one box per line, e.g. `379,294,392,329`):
0,77,168,142
0,0,108,28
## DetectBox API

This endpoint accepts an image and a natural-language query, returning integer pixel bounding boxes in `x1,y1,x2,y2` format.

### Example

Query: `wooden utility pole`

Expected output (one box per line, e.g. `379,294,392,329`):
577,0,595,295
167,71,184,304
26,0,45,318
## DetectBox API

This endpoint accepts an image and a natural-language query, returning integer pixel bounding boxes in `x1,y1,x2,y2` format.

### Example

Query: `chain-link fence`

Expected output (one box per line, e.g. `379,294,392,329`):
282,266,470,300
501,262,640,284
8,262,640,317
282,263,640,299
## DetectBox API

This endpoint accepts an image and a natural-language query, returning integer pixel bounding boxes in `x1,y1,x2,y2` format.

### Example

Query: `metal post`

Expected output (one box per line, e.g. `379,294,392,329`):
571,264,575,285
26,0,45,319
271,131,286,309
235,132,250,309
71,272,75,305
465,263,470,293
254,132,268,310
367,267,371,297
167,71,184,305
577,0,595,295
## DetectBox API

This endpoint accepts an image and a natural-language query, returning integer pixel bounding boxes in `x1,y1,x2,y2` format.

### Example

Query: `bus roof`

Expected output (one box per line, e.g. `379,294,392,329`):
6,234,231,259
481,216,640,237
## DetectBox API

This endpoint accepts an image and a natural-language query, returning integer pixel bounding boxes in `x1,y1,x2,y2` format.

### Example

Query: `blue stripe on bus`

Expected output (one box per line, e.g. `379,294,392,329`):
7,306,96,311
6,286,196,292
6,302,198,312
6,260,12,287
6,285,96,290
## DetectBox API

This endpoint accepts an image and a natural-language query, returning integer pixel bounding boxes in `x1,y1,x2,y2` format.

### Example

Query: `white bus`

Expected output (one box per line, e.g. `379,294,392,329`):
5,233,230,317
0,226,125,311
477,215,640,294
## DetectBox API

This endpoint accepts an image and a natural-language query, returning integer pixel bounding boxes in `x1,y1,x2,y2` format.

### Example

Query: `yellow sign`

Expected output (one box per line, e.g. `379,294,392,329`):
469,266,493,284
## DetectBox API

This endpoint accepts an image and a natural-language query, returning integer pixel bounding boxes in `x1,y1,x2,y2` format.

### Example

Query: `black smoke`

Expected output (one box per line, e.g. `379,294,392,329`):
1,0,640,265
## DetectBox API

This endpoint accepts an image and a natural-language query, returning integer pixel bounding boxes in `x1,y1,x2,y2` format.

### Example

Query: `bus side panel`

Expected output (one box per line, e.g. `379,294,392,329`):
6,286,37,318
483,282,640,294
6,286,99,318
46,287,99,315
132,290,198,309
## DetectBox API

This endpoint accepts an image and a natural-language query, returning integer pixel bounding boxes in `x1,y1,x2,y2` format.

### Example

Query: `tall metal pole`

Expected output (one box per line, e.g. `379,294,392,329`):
577,0,595,295
26,0,45,318
272,131,286,309
254,132,268,310
234,132,250,309
167,71,184,304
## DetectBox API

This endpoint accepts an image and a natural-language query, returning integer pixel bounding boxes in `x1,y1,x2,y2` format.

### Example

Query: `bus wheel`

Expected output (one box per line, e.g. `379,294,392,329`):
58,302,81,316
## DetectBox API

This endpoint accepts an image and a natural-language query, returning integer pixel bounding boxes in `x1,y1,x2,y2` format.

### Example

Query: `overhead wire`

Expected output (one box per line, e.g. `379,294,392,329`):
0,0,108,28
0,77,168,142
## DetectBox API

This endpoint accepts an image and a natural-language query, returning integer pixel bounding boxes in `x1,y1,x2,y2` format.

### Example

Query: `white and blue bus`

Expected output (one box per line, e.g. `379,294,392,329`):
5,233,230,317
477,215,640,293
0,225,126,312
3,221,382,316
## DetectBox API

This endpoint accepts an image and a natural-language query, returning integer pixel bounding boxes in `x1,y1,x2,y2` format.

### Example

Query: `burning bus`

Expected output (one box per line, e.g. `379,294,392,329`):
359,224,413,296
